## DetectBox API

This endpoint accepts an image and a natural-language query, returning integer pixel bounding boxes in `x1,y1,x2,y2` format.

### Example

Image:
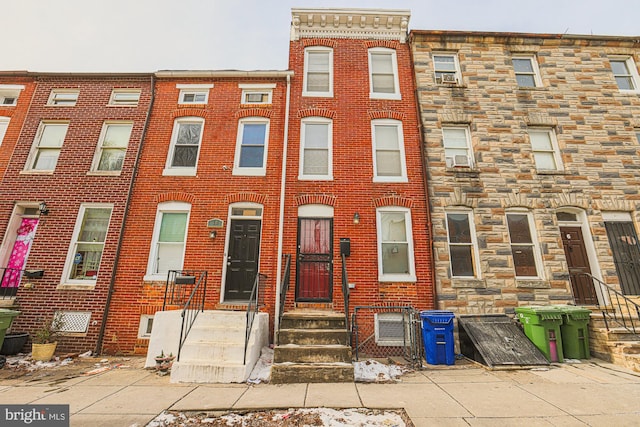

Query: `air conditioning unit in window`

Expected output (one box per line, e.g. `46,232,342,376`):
440,74,458,84
445,155,471,168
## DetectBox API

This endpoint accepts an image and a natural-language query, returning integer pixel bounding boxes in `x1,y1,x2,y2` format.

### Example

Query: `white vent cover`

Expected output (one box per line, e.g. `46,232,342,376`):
56,311,91,333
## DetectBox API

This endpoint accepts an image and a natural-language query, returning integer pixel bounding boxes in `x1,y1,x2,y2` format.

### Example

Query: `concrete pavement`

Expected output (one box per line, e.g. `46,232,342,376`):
1,357,640,426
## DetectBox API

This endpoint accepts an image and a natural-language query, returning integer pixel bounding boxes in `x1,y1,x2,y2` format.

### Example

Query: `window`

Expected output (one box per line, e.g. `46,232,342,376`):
240,83,275,105
610,57,640,91
376,207,416,282
433,53,460,84
529,128,562,171
233,118,269,176
26,122,69,171
137,315,154,339
513,56,542,88
0,117,9,146
164,117,204,175
48,90,79,106
442,127,473,168
446,211,480,278
506,212,542,278
303,47,333,97
374,312,409,346
369,48,400,99
177,84,213,104
109,89,141,106
146,202,190,279
372,119,407,182
92,122,133,173
636,130,640,144
299,117,332,180
63,205,112,283
0,85,24,106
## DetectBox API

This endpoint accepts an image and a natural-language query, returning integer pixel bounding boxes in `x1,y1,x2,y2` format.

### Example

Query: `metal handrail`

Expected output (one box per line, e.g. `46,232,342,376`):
580,272,640,337
244,272,266,364
340,253,350,332
277,254,292,344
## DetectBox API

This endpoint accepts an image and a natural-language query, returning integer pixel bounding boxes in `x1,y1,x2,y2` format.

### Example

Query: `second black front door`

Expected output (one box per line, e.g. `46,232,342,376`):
224,219,261,301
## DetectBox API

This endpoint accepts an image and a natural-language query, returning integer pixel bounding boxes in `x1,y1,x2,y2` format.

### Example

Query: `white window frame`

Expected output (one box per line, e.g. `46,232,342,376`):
303,46,333,97
376,207,416,282
299,117,333,180
25,121,69,172
145,201,191,281
0,84,24,106
0,116,9,146
233,117,270,176
47,89,79,106
506,210,544,279
177,84,213,105
610,56,640,93
635,129,640,144
163,117,204,176
90,121,133,174
108,89,141,106
528,128,563,172
512,55,542,88
371,119,407,182
442,126,473,168
374,312,409,346
433,53,461,85
445,209,481,279
368,47,401,100
240,83,275,105
137,314,154,339
61,204,113,286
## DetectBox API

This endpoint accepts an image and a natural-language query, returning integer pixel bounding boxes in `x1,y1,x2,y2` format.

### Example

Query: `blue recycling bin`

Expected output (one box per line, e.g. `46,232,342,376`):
420,310,456,365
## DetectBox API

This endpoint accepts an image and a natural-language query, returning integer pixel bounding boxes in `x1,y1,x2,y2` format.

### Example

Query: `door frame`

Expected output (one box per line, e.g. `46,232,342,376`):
220,202,263,303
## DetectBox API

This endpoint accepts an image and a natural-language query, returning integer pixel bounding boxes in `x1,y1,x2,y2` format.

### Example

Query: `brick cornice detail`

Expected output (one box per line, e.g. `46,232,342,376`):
368,110,405,121
295,194,337,207
155,192,196,204
301,39,338,48
593,196,635,212
373,194,413,209
364,40,399,49
297,108,336,119
225,192,267,205
235,108,273,119
503,192,536,209
551,192,591,210
170,108,208,120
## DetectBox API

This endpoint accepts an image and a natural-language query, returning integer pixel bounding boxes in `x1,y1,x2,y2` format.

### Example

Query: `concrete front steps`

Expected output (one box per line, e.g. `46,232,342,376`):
589,312,640,372
272,310,354,383
145,310,268,383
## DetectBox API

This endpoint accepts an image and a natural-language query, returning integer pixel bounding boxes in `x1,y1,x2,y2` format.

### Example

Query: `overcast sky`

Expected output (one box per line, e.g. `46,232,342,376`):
4,0,639,73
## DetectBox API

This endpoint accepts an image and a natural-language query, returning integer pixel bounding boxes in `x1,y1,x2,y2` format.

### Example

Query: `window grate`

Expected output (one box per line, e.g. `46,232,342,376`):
57,311,91,333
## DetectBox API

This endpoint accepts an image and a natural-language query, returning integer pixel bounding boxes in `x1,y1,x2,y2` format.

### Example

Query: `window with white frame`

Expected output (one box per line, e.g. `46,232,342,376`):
26,122,69,171
240,83,275,105
137,315,154,339
374,312,409,346
303,47,333,97
0,85,24,106
529,128,562,171
48,89,79,106
146,202,190,279
513,55,542,88
63,205,112,283
442,126,473,168
446,210,479,278
299,117,332,180
610,57,640,91
506,211,542,278
177,84,213,104
233,117,269,175
636,130,640,144
0,117,9,146
433,53,460,84
109,89,141,106
376,207,416,282
92,122,133,172
372,119,407,181
369,48,400,99
164,117,204,175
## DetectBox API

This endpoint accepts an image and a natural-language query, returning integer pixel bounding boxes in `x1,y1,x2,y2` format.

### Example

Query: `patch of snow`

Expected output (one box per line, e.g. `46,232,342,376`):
354,359,409,382
310,408,406,427
247,346,273,384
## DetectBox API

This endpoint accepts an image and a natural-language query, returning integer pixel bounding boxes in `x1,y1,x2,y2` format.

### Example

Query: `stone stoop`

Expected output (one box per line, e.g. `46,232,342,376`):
271,310,354,383
589,312,640,373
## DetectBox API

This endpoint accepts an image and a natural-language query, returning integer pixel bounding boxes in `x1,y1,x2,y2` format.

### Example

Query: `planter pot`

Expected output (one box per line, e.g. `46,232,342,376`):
0,333,29,355
32,342,57,362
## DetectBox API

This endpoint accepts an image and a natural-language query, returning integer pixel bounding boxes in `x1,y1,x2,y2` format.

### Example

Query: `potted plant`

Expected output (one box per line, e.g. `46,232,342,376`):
31,313,64,362
154,350,175,374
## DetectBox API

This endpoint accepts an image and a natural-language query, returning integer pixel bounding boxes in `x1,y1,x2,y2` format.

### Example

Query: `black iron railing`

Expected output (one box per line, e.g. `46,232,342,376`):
244,272,266,365
340,253,350,332
277,254,292,344
581,272,640,338
164,270,207,361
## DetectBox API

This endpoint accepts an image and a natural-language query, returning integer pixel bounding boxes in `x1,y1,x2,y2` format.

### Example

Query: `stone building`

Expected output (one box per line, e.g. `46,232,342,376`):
410,31,640,314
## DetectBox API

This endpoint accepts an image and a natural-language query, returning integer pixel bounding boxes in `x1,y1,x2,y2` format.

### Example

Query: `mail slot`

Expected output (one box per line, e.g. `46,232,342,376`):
340,238,351,257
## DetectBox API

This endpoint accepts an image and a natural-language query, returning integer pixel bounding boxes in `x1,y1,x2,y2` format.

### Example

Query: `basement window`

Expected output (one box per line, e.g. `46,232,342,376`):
374,312,408,346
138,315,154,339
56,311,91,334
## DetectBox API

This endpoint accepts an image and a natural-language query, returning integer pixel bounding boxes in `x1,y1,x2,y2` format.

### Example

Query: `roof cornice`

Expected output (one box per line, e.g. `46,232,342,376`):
155,70,294,79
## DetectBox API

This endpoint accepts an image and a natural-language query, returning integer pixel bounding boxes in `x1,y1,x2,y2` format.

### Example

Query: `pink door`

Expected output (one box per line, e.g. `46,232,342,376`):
1,218,39,290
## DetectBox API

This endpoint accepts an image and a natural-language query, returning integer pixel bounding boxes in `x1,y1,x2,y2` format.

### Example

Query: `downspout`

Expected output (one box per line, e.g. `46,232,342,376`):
274,73,292,336
95,74,156,354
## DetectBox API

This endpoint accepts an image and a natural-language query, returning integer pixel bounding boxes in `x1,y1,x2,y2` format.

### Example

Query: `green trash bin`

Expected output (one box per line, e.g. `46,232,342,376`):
0,309,20,350
558,305,591,359
515,306,564,363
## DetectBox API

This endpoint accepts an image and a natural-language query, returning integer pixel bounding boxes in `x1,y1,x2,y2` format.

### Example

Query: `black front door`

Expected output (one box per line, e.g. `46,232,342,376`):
561,226,598,305
224,219,261,301
296,218,333,302
605,221,640,295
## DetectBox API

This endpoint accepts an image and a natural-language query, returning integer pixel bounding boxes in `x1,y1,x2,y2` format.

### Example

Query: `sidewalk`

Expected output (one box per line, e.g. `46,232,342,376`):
1,357,640,426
